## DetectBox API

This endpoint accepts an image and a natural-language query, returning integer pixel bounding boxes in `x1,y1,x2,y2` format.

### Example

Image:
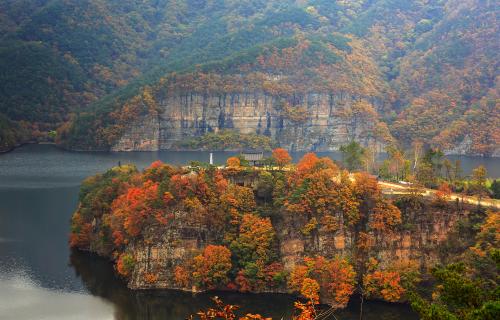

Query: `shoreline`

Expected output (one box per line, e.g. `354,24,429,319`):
2,142,499,158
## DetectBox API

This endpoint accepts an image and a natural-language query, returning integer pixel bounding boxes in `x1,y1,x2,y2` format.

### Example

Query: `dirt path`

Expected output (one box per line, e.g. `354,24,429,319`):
378,181,500,210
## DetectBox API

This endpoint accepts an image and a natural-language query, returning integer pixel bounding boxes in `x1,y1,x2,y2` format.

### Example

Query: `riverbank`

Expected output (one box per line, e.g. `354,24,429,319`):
2,144,499,178
0,141,55,154
0,148,420,319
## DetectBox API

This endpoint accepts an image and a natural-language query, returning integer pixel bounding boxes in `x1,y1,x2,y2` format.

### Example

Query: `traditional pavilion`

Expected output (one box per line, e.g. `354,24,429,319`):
241,150,264,166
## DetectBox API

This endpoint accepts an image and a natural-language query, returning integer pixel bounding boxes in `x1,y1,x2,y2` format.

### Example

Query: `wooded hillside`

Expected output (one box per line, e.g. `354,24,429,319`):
0,0,498,154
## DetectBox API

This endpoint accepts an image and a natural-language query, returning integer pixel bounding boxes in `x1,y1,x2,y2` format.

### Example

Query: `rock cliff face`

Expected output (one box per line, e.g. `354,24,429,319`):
112,92,388,152
278,205,463,274
128,213,204,290
443,135,500,157
111,114,160,152
128,200,465,292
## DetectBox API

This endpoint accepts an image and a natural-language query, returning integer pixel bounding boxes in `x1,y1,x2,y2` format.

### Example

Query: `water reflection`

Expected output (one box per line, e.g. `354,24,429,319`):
0,274,114,320
70,251,296,320
69,251,418,320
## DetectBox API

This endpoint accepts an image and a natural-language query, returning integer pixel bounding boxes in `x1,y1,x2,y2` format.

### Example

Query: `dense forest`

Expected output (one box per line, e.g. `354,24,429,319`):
0,0,498,154
70,151,499,319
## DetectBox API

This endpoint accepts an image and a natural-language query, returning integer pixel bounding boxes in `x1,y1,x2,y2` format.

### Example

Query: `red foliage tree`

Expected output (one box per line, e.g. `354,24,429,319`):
434,181,452,204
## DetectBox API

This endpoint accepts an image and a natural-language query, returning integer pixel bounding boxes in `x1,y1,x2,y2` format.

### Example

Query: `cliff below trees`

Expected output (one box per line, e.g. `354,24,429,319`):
69,153,484,307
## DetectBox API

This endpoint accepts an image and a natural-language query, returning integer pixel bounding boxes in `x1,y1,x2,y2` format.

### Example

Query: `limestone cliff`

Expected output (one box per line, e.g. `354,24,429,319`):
127,200,466,293
112,91,390,152
111,114,160,152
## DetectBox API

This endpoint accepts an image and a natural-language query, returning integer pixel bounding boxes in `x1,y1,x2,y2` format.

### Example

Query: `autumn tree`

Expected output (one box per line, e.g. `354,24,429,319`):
284,153,363,251
116,253,135,278
285,158,358,245
143,160,176,183
230,214,276,267
369,199,402,234
470,165,489,204
69,212,92,249
230,214,282,291
70,164,137,253
189,296,319,320
226,157,241,168
434,182,452,206
295,153,337,174
272,148,292,170
108,180,169,246
192,245,232,290
219,184,257,240
288,256,356,308
363,270,405,302
362,258,405,303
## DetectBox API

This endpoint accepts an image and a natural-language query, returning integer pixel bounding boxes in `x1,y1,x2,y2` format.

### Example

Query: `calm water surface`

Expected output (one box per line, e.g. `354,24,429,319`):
1,145,497,319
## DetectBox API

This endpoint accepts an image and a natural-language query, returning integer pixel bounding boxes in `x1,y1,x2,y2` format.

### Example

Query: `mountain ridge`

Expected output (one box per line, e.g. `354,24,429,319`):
0,0,498,155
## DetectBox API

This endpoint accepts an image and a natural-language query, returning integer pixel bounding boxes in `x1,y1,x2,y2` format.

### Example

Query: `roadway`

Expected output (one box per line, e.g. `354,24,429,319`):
378,180,500,210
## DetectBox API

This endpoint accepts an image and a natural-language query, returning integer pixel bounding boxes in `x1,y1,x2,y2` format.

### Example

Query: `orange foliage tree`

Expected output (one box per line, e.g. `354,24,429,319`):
363,270,405,302
231,214,276,266
362,258,405,302
192,245,232,290
189,296,318,320
272,148,292,169
285,153,360,242
220,184,257,237
369,199,402,233
174,265,191,288
226,157,241,168
288,256,356,308
116,253,135,278
69,212,92,249
229,214,282,292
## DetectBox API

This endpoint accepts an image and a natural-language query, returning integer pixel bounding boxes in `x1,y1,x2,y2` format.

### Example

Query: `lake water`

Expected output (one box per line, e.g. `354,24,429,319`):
0,144,497,319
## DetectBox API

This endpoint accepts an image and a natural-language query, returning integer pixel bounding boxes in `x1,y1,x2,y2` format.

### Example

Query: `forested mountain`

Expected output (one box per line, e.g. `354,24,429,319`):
0,0,498,155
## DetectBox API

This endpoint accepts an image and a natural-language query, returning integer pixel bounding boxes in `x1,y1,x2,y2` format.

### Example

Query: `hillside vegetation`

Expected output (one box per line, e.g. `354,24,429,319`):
0,0,498,154
69,153,499,318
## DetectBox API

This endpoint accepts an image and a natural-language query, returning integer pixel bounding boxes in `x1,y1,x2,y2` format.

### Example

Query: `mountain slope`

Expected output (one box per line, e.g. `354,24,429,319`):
391,0,499,155
0,0,498,155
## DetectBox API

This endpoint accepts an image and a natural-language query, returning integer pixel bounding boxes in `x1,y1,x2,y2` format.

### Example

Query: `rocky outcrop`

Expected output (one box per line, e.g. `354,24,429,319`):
128,200,466,291
279,206,464,273
444,135,500,157
111,114,160,151
129,226,201,290
113,92,388,152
